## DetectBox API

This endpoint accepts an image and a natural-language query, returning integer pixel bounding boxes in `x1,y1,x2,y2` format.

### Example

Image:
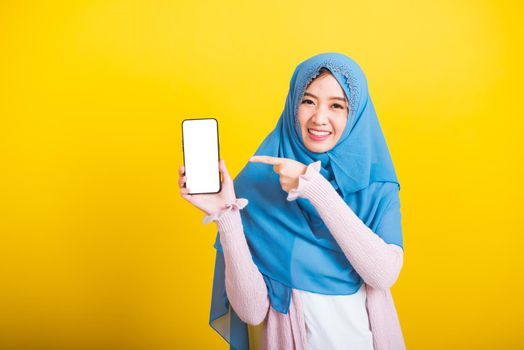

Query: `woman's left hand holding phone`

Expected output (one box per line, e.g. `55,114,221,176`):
179,159,237,216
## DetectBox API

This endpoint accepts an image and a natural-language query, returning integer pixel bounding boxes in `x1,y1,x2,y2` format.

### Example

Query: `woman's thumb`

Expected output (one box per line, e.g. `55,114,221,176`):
220,159,231,183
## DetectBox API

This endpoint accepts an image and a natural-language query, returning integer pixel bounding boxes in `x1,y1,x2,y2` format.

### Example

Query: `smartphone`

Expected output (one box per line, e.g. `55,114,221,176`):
181,118,221,195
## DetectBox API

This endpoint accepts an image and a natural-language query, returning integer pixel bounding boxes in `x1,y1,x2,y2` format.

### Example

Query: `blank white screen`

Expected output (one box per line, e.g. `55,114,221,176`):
182,119,220,194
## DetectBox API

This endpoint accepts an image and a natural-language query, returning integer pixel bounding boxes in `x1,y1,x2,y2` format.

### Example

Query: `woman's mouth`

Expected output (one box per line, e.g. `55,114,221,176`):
307,128,332,141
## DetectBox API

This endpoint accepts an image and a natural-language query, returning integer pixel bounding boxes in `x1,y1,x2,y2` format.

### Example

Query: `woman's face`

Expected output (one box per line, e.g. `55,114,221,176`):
297,72,349,153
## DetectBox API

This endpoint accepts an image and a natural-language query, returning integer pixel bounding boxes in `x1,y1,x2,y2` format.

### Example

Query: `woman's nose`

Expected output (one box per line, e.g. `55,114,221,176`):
311,108,329,125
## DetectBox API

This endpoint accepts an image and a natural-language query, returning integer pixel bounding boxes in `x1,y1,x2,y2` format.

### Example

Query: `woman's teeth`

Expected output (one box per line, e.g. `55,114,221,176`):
308,129,331,136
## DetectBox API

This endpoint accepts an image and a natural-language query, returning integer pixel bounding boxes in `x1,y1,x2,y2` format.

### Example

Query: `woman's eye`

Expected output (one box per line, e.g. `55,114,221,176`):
333,104,345,109
302,99,314,105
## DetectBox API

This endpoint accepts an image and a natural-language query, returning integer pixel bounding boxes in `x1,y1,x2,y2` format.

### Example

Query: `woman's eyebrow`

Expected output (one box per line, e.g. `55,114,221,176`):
303,92,347,102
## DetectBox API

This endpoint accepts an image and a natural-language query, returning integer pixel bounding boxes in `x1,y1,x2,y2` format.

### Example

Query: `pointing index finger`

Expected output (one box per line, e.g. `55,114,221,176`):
249,156,284,165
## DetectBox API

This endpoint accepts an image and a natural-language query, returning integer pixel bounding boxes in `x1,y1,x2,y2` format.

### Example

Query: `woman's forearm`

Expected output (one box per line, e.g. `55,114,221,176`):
215,209,270,325
290,165,403,290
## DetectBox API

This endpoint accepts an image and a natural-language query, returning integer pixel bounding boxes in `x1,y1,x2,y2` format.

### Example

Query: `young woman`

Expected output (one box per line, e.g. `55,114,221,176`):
179,52,406,350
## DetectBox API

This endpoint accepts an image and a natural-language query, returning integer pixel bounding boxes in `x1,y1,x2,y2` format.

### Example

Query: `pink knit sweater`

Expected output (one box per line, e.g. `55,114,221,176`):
205,161,406,350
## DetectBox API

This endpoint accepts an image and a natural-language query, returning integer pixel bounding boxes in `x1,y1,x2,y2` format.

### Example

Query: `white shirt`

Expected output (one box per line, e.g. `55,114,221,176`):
296,283,374,350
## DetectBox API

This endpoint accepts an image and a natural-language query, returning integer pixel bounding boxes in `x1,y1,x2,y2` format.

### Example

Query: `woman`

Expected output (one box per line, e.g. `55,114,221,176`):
179,52,406,350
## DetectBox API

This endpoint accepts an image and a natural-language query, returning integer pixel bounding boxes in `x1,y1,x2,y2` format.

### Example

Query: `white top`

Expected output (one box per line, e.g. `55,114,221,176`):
296,283,374,350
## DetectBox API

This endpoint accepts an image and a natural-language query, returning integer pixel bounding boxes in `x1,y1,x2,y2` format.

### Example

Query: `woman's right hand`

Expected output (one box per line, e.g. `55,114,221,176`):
179,159,237,216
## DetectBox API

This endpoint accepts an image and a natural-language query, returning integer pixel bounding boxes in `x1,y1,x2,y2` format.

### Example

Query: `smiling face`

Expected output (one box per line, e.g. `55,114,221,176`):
297,69,349,153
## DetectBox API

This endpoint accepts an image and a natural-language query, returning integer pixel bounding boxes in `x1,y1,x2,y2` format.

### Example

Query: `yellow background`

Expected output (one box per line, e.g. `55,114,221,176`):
1,0,522,349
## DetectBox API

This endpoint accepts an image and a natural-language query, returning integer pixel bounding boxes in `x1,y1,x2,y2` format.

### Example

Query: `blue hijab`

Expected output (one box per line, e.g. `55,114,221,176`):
208,52,403,349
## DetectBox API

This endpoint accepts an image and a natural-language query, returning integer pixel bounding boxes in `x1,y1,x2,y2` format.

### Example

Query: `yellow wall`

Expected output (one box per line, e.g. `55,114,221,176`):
1,1,522,349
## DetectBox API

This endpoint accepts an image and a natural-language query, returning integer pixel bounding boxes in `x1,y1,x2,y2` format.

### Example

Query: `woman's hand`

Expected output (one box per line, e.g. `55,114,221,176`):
179,159,237,215
249,156,307,193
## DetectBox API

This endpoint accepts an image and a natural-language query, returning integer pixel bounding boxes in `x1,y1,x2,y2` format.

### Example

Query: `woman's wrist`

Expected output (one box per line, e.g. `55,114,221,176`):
202,198,249,226
287,160,323,201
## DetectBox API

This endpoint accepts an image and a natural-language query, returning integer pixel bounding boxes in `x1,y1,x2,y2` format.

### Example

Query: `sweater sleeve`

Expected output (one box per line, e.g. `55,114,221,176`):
287,161,404,290
203,201,270,325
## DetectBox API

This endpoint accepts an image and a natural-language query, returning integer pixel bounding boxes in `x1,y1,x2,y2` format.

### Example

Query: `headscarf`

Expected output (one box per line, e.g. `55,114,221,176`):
208,52,403,349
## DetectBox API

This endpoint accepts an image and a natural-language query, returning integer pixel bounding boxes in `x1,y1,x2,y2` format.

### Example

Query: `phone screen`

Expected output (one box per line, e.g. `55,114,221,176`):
181,118,221,195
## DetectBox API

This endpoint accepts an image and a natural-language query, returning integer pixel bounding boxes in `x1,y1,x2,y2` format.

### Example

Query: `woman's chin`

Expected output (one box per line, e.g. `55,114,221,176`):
305,142,333,153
